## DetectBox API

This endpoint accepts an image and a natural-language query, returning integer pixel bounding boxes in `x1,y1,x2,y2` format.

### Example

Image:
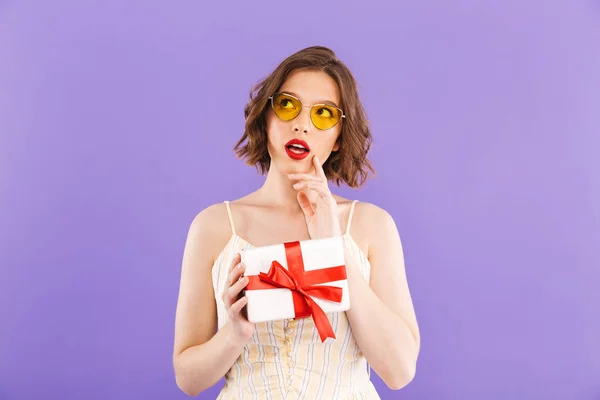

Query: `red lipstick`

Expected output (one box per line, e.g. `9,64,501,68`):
284,139,310,160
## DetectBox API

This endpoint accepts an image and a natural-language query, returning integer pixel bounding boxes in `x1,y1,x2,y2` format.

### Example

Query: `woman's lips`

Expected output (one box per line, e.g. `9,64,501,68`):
284,139,310,160
285,146,310,160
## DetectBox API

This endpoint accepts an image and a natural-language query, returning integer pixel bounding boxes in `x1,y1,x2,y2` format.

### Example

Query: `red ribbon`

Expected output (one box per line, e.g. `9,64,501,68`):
245,241,347,342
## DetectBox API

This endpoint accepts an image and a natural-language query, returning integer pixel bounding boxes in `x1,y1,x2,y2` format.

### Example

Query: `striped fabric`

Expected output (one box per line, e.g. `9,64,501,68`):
211,201,380,399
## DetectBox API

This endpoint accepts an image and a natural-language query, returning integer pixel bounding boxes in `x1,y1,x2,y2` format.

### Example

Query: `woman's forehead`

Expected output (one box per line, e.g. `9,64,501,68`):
279,70,340,105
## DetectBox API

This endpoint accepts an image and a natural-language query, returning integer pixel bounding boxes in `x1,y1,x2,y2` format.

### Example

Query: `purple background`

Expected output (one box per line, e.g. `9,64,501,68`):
1,1,599,399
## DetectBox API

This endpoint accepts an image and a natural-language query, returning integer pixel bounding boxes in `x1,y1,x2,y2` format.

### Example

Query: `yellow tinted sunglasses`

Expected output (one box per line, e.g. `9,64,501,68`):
268,92,345,131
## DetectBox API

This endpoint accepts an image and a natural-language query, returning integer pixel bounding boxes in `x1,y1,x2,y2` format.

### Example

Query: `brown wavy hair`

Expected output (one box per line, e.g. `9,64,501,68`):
233,45,374,188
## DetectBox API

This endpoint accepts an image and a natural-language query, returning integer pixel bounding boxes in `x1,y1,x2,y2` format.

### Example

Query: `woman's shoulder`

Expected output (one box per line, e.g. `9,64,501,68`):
186,202,235,263
332,195,393,225
189,202,231,230
353,200,394,222
345,200,399,246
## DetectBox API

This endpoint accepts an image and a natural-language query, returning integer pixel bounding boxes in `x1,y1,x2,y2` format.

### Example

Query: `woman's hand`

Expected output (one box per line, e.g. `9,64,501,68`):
222,253,254,344
289,155,342,240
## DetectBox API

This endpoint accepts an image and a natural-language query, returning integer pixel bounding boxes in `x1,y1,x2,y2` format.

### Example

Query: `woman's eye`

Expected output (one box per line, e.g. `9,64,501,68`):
280,99,294,108
316,107,333,118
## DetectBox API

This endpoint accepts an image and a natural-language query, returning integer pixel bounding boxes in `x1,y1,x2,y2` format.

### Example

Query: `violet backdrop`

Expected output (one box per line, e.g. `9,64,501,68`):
1,1,599,399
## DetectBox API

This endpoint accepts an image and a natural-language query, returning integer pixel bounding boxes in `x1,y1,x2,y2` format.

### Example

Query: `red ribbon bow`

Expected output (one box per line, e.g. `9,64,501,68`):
245,241,347,342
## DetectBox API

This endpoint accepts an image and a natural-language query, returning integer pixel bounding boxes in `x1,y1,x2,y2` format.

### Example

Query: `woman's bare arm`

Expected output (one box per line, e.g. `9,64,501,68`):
172,205,247,396
343,202,421,390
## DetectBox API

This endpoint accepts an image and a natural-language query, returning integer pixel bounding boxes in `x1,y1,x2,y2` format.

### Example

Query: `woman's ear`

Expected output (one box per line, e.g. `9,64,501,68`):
332,138,340,152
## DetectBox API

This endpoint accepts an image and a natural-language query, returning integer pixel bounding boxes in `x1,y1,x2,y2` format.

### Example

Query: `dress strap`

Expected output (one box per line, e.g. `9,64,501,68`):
345,200,359,235
223,201,237,236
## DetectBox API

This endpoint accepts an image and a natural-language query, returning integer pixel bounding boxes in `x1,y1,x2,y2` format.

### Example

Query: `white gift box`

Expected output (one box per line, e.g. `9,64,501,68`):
241,236,350,340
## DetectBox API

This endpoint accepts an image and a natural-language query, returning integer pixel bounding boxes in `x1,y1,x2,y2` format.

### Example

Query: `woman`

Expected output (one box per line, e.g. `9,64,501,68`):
172,46,420,399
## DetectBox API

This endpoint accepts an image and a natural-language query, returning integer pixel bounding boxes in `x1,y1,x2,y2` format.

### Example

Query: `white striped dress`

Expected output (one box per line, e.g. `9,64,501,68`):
212,200,380,399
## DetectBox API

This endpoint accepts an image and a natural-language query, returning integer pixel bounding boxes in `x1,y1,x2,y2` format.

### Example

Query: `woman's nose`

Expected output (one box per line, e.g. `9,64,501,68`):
293,108,311,133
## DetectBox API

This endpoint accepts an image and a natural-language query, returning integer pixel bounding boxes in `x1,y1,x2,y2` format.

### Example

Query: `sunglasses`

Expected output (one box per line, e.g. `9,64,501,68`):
268,92,345,131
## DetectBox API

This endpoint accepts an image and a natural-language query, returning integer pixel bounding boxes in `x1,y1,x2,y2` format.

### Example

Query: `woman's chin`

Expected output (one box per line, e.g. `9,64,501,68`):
270,152,315,176
284,161,312,175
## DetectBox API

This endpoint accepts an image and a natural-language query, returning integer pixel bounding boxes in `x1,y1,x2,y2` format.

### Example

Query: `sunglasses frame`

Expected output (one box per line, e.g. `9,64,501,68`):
268,92,346,131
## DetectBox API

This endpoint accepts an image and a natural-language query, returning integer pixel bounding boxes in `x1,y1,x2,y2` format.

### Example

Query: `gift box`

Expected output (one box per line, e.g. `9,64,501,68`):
241,236,350,342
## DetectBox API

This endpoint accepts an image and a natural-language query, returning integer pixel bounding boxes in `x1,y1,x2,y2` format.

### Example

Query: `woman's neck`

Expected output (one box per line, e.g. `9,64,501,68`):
255,165,318,209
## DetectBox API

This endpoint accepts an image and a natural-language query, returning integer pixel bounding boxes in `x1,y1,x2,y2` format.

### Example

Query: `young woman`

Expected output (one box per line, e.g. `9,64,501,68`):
173,46,420,399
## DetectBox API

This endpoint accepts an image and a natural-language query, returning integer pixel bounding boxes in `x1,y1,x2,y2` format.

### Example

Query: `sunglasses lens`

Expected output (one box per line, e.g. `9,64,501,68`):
311,105,341,130
272,93,301,121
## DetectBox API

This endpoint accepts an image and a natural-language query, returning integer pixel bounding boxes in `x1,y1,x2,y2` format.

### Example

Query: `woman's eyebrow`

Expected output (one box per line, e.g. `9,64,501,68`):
282,91,340,108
